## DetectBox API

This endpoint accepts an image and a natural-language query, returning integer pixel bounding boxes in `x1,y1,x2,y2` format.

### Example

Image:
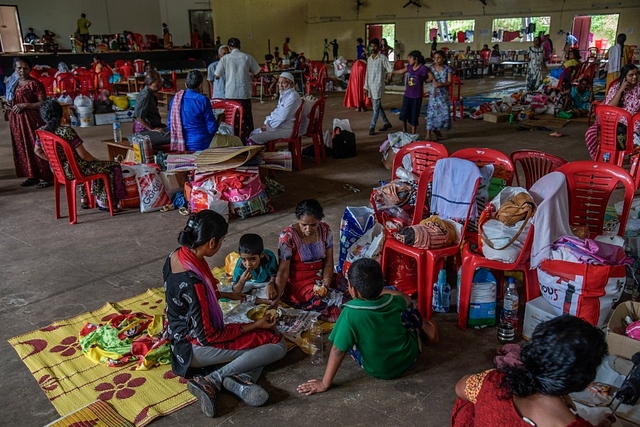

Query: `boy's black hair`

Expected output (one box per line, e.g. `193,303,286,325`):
238,233,264,255
561,82,572,91
347,258,384,299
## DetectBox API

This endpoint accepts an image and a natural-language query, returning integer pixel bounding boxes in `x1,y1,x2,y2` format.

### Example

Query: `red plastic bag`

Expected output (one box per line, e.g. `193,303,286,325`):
537,260,625,327
119,165,140,208
385,252,418,295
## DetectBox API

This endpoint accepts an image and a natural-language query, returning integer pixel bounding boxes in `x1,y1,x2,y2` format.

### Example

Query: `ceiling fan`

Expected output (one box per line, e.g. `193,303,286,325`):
356,0,368,16
403,0,422,8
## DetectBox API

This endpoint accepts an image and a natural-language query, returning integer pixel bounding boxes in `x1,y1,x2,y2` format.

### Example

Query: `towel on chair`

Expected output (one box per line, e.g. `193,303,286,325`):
431,158,482,221
529,172,574,269
169,90,186,152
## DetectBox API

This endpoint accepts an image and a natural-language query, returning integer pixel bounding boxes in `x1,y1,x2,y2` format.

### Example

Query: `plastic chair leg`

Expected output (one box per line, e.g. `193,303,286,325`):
54,179,61,220
458,260,479,329
65,182,77,224
101,176,115,216
312,134,322,165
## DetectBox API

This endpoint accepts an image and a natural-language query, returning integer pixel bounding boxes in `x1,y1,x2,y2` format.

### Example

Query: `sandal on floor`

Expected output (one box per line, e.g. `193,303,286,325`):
222,375,269,407
20,178,39,187
187,376,217,417
81,198,90,210
423,319,440,344
35,181,52,189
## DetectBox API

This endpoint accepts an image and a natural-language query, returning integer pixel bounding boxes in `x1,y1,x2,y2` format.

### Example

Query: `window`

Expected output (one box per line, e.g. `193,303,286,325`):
425,20,475,44
491,16,551,43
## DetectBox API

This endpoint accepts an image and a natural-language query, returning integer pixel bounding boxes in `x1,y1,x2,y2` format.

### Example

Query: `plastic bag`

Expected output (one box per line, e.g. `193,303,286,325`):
385,252,418,295
224,252,241,277
338,206,375,273
460,268,497,328
342,223,385,276
119,165,140,208
129,164,171,213
190,180,229,219
332,118,352,134
334,56,347,78
217,122,234,135
58,94,73,104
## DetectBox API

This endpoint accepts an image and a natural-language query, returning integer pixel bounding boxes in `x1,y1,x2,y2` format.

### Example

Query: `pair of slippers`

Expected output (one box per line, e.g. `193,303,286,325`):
187,375,268,418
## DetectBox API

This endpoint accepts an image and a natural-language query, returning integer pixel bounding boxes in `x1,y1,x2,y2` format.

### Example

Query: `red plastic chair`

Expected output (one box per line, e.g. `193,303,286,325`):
191,33,203,49
555,66,574,89
449,75,464,121
266,102,306,171
595,105,634,167
114,60,127,69
305,63,328,96
132,33,146,50
451,148,514,184
119,64,134,78
39,76,56,98
160,71,177,93
510,150,568,190
55,72,77,98
76,72,97,98
457,214,537,329
145,34,159,50
558,161,635,238
391,141,448,180
133,59,146,74
381,158,481,317
303,96,327,165
211,100,244,140
35,130,115,224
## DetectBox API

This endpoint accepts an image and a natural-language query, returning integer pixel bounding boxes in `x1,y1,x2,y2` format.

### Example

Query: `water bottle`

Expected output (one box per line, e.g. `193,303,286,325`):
308,318,324,366
432,269,451,313
113,117,122,143
500,277,519,331
603,152,611,163
70,114,78,128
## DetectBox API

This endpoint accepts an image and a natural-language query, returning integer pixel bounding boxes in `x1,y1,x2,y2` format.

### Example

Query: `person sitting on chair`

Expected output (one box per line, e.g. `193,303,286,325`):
246,72,303,146
132,70,170,146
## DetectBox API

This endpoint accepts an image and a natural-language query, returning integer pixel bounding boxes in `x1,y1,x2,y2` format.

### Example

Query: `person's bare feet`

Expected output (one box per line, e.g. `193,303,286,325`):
422,319,439,344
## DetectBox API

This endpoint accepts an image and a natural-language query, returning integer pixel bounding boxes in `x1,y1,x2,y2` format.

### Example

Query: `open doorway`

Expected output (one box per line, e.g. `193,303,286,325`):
0,5,23,53
189,10,214,48
571,14,619,58
365,23,396,61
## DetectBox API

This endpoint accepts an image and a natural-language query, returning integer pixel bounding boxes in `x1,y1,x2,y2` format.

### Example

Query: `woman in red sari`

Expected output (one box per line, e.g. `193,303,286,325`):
451,316,613,427
344,59,372,112
7,58,52,188
275,199,334,309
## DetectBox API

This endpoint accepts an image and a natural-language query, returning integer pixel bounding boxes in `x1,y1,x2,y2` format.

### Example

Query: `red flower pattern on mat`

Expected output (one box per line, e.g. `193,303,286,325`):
50,336,81,357
38,374,58,391
163,370,188,384
133,406,151,425
68,421,98,427
17,339,48,358
95,373,146,401
39,324,62,332
101,310,132,322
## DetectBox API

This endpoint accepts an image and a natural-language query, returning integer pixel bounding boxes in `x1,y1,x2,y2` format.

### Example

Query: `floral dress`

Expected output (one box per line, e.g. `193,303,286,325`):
426,65,453,132
526,46,545,92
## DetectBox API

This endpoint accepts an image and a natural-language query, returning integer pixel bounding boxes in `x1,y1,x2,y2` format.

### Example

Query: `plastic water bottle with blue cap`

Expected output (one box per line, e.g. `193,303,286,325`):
432,269,451,313
113,116,122,143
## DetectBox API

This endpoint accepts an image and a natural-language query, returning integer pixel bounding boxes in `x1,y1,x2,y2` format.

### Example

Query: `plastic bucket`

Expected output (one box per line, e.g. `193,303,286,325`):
77,106,94,127
110,95,129,110
127,92,139,109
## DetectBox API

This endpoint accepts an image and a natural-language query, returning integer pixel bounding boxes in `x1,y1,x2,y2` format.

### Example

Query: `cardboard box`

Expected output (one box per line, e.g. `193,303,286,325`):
483,112,510,123
522,296,558,340
607,301,640,361
94,110,134,126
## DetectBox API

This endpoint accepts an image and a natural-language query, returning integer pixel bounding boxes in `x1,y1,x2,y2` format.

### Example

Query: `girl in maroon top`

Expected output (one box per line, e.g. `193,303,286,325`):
452,316,614,427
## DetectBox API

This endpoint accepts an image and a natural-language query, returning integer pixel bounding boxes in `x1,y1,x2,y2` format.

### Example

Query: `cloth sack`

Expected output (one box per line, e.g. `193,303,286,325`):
338,206,375,273
537,259,625,327
228,190,271,219
342,223,384,276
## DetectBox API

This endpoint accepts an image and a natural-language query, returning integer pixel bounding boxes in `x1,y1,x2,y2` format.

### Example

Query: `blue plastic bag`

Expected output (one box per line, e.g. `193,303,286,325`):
337,206,375,273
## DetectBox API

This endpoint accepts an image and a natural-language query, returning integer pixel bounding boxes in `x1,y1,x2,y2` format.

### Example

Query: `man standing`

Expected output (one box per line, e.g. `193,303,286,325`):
364,38,393,136
133,70,170,146
322,39,330,63
330,39,339,60
214,37,261,142
207,44,229,99
246,72,302,145
77,13,91,53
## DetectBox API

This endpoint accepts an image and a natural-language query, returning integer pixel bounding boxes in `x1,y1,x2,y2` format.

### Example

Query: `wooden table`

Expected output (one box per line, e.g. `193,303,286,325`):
102,139,133,161
498,61,528,77
23,43,46,53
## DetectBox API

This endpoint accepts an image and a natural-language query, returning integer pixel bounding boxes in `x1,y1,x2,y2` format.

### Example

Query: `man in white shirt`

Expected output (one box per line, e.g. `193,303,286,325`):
246,72,302,145
214,37,261,142
365,38,393,135
207,44,229,99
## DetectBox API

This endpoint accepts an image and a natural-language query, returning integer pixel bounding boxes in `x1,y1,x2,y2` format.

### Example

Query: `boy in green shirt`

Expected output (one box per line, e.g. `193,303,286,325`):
297,258,438,395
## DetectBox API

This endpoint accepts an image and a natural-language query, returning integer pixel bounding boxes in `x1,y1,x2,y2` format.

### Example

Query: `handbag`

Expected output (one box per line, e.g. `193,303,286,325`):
480,190,536,252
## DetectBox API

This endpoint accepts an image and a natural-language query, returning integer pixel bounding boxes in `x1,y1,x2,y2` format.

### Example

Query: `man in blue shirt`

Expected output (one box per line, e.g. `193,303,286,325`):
167,70,219,151
207,45,229,99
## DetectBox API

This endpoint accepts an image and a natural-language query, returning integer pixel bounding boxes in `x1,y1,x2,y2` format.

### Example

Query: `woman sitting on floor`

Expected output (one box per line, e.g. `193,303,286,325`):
34,99,125,211
164,210,287,418
585,63,640,159
451,315,613,427
274,199,337,315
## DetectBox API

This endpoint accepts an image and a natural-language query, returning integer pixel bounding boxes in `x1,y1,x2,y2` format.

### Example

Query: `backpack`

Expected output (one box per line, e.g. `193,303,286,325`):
332,129,356,159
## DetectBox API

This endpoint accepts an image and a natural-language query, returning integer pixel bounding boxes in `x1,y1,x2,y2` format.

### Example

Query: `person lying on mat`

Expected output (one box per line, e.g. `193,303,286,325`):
35,99,125,212
451,315,614,427
245,72,302,146
297,258,438,395
163,210,286,417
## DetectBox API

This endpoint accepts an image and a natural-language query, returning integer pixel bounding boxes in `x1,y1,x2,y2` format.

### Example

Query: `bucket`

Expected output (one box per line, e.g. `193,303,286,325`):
77,106,94,127
127,92,139,109
110,94,129,110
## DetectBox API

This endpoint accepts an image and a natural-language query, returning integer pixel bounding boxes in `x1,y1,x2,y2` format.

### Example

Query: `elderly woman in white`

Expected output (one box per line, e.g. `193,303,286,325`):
246,72,302,145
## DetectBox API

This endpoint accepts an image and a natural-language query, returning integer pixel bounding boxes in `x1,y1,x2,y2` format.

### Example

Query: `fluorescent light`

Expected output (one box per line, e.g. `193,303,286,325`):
376,14,396,19
440,11,462,16
592,2,621,7
320,16,341,20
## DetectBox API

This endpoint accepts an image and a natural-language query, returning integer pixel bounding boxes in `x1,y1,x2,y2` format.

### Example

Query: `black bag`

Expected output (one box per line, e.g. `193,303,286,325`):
93,100,113,114
332,130,356,159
